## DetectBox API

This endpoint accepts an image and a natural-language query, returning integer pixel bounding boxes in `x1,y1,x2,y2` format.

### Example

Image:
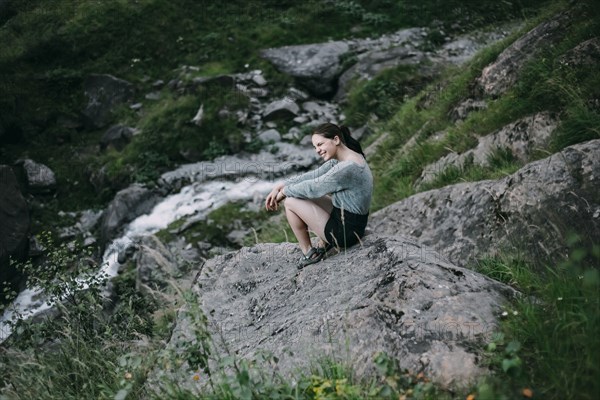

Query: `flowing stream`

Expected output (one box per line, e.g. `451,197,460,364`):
0,174,275,343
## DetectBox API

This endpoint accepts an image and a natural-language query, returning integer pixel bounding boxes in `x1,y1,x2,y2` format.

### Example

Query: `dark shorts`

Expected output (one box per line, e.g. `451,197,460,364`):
324,206,369,249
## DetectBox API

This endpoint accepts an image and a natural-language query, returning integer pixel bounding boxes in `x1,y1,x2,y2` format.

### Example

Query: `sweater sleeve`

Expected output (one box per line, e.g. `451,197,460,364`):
284,161,352,199
283,160,337,186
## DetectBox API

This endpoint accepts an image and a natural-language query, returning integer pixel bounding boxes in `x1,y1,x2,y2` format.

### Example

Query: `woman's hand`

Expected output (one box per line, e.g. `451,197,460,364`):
265,187,285,211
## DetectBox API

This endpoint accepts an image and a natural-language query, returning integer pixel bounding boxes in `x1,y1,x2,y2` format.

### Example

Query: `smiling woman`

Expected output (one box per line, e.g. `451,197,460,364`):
265,123,373,269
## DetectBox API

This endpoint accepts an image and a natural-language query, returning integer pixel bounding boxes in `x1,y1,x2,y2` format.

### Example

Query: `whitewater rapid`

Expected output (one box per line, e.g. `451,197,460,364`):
0,176,274,343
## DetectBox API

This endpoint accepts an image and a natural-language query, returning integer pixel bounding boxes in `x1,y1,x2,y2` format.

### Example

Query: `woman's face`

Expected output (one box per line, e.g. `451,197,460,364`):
312,133,339,161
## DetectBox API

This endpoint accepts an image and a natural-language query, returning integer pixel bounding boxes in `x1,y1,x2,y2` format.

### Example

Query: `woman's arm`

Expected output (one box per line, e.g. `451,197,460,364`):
265,181,287,211
284,161,353,200
283,160,337,186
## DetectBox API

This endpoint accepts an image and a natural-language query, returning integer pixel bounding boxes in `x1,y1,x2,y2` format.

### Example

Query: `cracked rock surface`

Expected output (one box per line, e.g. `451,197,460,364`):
371,139,600,267
150,235,517,391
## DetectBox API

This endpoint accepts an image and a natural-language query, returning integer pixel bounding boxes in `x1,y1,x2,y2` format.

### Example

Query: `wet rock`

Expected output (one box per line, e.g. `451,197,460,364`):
159,143,319,189
135,235,177,296
99,185,160,249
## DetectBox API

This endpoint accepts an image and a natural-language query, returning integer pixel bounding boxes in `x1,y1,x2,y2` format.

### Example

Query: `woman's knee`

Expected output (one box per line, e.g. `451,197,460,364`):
282,197,305,212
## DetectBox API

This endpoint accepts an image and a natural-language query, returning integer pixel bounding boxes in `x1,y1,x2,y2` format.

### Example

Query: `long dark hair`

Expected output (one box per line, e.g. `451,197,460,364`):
312,123,365,158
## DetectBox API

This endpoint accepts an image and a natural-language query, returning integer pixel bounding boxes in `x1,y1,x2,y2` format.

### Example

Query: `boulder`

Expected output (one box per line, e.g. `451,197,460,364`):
100,125,136,151
261,41,350,97
558,37,600,67
262,99,300,121
257,129,281,143
476,11,572,97
371,139,600,268
134,235,177,297
99,185,160,248
82,74,135,129
334,29,507,102
150,235,516,392
159,142,320,189
0,165,29,305
419,112,558,186
251,74,267,87
14,159,57,194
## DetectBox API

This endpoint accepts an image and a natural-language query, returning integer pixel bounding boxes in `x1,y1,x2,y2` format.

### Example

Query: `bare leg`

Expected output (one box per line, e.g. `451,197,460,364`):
283,196,332,254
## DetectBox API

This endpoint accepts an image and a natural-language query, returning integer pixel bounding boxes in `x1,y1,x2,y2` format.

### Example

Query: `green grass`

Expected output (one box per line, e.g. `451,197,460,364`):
2,233,598,399
344,64,435,126
419,147,523,192
0,0,560,231
365,0,600,210
471,239,600,400
154,201,292,251
2,1,600,399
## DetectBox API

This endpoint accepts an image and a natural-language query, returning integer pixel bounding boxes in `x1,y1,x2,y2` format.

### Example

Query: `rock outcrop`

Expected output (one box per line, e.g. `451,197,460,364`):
261,41,350,97
82,74,135,129
134,235,178,297
476,11,572,97
99,185,159,249
149,235,516,392
13,159,57,194
559,37,600,67
0,166,30,304
260,26,511,101
371,139,600,268
418,111,558,186
100,125,137,151
158,142,320,190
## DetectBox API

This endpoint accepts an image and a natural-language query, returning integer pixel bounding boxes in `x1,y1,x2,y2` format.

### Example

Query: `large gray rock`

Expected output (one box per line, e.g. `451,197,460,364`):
82,74,135,129
261,41,350,97
100,185,159,248
334,29,510,102
14,159,57,194
100,124,136,151
419,112,558,185
262,99,300,121
150,235,515,392
476,11,572,97
372,139,600,268
159,142,320,190
134,235,178,298
0,166,29,304
559,37,600,67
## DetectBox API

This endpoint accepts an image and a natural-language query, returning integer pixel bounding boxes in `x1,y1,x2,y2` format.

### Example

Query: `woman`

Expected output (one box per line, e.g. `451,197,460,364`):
265,123,373,269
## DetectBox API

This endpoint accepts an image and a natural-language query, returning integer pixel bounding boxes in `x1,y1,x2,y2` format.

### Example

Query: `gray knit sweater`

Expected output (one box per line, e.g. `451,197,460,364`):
283,159,373,215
